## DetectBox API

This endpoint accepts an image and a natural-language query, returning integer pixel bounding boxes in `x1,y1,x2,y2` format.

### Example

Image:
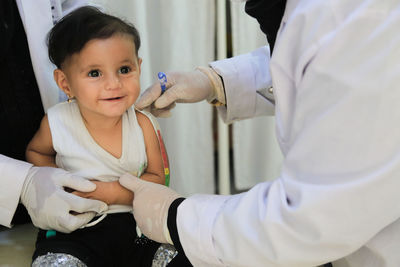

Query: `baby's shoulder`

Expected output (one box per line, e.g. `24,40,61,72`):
134,109,161,137
135,109,152,128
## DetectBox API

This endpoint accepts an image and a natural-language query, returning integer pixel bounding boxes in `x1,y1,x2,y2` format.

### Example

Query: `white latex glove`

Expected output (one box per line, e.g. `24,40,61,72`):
20,166,108,233
136,69,217,117
119,173,181,244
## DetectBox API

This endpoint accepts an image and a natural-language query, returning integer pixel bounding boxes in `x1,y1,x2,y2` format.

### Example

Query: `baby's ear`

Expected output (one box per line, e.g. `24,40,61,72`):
53,69,73,98
138,58,142,73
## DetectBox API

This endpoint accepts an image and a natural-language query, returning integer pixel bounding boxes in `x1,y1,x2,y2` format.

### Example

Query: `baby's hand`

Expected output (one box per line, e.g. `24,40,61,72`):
72,180,134,205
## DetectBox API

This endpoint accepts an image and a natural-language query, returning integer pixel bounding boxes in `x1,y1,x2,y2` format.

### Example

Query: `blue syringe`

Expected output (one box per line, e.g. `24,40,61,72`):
158,72,167,94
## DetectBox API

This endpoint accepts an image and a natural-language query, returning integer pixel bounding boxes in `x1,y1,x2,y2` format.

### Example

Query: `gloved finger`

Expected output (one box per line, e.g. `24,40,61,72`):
141,106,152,114
62,174,97,192
152,109,172,118
70,190,90,198
58,211,97,233
154,86,180,109
150,103,176,118
136,83,162,110
63,192,107,214
119,173,143,192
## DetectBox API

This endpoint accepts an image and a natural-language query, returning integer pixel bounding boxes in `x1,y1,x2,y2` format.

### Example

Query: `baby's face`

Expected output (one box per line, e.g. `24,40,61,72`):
62,34,142,121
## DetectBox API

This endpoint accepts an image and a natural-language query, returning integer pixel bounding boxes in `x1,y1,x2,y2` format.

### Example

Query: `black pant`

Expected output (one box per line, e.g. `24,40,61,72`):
33,213,160,267
33,213,192,267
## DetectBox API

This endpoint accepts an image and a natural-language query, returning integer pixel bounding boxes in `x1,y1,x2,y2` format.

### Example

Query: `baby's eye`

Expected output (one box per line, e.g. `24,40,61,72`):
88,70,101,77
119,66,131,74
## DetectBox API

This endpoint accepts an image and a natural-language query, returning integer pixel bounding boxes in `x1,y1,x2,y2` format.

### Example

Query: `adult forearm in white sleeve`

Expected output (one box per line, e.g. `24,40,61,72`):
0,155,32,227
210,46,274,124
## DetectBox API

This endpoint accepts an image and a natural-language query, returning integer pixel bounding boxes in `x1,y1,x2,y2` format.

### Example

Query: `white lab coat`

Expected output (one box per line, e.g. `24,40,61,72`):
0,0,89,228
177,0,400,266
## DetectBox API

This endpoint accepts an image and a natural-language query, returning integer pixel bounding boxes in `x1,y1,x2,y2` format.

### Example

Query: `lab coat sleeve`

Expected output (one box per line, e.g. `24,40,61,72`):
176,3,400,267
0,155,32,227
210,46,275,124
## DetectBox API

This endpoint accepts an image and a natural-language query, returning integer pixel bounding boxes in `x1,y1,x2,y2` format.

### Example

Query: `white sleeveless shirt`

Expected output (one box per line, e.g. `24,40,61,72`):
47,101,147,214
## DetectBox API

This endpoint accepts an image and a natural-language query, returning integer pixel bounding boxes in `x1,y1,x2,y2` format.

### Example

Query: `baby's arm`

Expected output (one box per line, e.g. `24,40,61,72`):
136,111,165,185
26,115,57,167
73,180,133,205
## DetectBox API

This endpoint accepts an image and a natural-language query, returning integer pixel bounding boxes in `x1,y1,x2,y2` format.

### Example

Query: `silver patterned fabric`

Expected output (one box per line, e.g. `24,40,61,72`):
32,253,87,267
32,245,177,267
152,244,178,267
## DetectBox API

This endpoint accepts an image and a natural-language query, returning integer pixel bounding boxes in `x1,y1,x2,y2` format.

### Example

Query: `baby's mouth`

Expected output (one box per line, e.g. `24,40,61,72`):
102,96,124,101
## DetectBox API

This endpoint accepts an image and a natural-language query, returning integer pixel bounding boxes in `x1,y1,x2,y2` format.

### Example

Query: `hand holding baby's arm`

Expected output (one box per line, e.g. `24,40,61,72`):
72,180,134,205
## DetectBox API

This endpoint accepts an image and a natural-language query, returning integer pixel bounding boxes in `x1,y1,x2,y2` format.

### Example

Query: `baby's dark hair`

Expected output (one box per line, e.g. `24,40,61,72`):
48,6,140,69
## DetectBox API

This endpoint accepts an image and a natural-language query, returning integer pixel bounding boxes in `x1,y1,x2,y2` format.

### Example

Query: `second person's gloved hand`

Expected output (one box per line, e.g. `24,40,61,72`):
119,173,181,244
136,67,224,117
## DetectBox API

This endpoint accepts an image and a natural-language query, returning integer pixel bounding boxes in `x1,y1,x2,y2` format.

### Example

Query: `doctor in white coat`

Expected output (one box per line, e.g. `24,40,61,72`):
120,0,400,266
0,0,106,232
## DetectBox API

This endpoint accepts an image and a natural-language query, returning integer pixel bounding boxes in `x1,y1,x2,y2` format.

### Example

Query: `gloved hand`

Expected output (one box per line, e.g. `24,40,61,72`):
136,67,224,117
20,166,108,233
119,173,181,244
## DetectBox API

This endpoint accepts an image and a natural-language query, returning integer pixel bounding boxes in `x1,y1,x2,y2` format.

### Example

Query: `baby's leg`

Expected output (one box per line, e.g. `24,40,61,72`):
117,214,189,266
31,217,115,267
113,213,160,266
